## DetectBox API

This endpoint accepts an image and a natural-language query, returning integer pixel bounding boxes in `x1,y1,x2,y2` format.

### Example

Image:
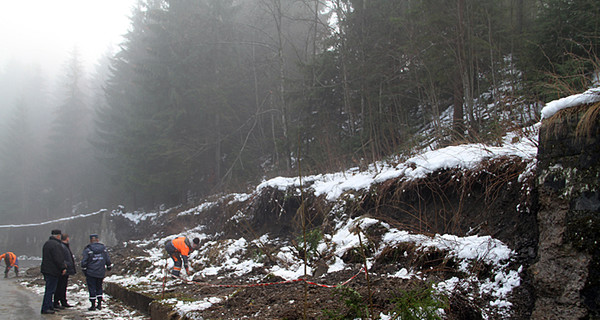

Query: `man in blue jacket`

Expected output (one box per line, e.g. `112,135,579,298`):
81,234,112,311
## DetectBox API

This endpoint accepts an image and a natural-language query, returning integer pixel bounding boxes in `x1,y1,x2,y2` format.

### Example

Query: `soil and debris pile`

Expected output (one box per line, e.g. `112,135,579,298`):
105,129,539,319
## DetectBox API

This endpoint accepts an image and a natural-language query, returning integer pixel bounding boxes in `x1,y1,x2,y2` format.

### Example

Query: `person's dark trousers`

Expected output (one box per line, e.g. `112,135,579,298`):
5,265,19,278
54,274,69,306
41,273,59,313
166,242,183,277
170,253,183,276
86,276,104,302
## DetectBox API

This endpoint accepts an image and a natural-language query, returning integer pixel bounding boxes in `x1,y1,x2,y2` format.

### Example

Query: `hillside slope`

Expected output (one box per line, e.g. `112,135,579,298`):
102,126,538,319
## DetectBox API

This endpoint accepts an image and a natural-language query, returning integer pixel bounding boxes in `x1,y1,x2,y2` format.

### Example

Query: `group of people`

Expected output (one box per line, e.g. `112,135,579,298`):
34,230,199,315
40,229,112,315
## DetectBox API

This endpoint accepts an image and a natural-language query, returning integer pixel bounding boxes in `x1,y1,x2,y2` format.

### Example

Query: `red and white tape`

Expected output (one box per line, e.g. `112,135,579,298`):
171,266,366,289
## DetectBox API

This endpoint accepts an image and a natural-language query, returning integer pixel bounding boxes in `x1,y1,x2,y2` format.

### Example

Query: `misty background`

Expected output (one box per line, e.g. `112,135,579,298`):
1,0,598,224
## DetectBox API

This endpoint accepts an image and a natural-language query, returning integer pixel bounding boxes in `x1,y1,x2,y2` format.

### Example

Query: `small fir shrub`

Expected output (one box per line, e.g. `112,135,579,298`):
390,282,448,320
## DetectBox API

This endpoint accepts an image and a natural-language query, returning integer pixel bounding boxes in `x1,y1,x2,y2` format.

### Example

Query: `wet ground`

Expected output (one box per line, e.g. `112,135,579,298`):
0,277,48,319
2,260,148,320
0,260,91,320
0,259,47,319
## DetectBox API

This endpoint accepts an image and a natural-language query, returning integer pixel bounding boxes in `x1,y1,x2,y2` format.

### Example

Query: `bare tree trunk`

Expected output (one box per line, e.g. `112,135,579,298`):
270,94,280,167
274,0,291,170
453,69,465,139
333,0,355,136
215,112,221,186
312,0,319,73
517,0,524,35
454,0,467,139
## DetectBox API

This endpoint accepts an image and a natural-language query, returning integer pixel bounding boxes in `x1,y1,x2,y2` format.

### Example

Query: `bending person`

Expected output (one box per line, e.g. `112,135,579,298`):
0,251,18,278
164,236,199,277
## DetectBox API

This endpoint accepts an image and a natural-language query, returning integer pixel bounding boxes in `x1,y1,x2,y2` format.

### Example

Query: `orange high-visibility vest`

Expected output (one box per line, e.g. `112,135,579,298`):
172,237,191,257
0,252,17,266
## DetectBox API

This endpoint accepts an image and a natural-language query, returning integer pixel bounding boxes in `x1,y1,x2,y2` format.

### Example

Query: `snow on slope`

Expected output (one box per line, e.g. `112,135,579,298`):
541,87,600,119
256,127,537,202
13,88,600,318
107,126,539,318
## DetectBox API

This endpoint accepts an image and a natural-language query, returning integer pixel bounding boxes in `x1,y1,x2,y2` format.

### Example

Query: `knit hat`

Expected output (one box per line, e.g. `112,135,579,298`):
90,234,99,239
51,229,62,235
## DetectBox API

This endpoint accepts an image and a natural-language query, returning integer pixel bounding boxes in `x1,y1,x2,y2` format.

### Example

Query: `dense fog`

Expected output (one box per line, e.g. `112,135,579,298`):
1,0,598,224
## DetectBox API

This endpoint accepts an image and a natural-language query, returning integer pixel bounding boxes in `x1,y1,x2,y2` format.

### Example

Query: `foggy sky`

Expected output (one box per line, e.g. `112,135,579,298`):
0,0,136,99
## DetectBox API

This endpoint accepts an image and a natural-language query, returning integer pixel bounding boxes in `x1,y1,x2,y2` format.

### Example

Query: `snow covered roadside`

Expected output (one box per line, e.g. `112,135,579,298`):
104,214,522,318
18,277,149,319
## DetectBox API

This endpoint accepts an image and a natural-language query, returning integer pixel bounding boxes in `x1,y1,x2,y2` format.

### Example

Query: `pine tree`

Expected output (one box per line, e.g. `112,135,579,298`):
100,0,258,206
0,99,38,222
525,0,600,99
45,48,92,216
0,64,49,222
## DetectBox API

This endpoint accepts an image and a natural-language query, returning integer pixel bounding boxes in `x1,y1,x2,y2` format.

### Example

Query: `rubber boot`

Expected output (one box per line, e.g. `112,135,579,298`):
88,299,96,311
96,297,103,310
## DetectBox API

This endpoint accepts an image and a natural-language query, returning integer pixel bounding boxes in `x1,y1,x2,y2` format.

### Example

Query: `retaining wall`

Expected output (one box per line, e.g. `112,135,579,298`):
532,104,600,319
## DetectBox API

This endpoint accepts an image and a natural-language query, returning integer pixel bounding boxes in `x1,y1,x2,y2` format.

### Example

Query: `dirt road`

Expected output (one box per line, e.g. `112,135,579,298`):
0,274,93,320
1,257,133,320
0,277,49,319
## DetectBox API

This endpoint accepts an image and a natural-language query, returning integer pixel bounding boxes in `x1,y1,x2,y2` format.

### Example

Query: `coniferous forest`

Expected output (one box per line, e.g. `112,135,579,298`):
1,0,599,222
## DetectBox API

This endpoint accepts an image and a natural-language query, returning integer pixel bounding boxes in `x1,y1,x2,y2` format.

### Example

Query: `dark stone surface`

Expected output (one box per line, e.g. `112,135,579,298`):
533,104,600,319
573,190,600,212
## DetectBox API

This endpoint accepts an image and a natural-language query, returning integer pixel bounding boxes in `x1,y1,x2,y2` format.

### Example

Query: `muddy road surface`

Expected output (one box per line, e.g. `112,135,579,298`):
1,259,144,320
0,277,49,319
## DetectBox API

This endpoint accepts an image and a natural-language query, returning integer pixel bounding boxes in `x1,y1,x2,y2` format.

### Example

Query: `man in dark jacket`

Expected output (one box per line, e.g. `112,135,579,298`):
53,233,76,309
40,229,67,314
81,234,112,311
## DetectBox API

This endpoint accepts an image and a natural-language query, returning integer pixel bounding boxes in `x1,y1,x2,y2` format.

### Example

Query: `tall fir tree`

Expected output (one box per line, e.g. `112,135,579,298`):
0,99,39,222
524,0,600,99
0,64,49,222
45,48,92,217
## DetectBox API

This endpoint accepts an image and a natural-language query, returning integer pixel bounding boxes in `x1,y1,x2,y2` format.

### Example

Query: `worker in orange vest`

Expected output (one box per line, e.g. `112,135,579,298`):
0,252,19,278
164,236,200,277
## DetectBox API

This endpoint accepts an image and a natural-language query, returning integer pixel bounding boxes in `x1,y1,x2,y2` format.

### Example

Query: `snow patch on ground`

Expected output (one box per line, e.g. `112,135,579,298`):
21,279,148,319
162,296,223,319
